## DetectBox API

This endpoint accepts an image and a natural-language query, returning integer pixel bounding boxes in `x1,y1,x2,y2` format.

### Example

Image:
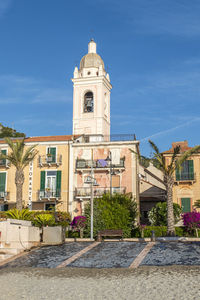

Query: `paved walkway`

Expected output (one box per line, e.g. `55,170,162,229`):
1,241,200,269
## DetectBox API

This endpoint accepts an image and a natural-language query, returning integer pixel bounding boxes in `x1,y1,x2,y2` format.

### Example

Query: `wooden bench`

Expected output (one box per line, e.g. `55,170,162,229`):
97,229,123,242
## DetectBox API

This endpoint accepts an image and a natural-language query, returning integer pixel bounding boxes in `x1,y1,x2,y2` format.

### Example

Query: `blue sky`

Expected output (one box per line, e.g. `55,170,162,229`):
1,0,200,156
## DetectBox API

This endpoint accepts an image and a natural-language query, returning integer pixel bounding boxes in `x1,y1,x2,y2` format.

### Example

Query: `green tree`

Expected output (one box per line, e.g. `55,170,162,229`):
84,194,137,238
0,138,38,210
0,123,25,138
148,140,200,236
148,202,182,226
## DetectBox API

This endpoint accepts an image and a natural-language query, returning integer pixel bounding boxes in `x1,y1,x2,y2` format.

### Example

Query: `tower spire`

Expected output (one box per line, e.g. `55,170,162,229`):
88,39,96,54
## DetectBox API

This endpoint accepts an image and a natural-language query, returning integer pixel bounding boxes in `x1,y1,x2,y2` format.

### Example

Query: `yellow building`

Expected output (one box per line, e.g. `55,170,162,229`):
0,135,75,211
163,141,200,213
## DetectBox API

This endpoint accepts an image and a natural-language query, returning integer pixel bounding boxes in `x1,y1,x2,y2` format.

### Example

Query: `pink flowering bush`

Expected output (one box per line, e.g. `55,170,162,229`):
182,210,200,237
70,216,87,238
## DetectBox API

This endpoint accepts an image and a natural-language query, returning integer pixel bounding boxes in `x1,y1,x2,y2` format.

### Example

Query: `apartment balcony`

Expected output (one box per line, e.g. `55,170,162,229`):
0,191,10,201
76,158,125,171
38,154,62,167
39,189,61,200
74,186,126,199
0,159,10,168
174,172,196,184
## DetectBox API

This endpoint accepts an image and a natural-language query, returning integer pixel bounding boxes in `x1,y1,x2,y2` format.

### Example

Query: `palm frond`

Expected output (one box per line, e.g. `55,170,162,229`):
22,146,38,169
148,140,167,173
176,145,200,169
167,145,180,174
2,137,38,169
149,140,160,155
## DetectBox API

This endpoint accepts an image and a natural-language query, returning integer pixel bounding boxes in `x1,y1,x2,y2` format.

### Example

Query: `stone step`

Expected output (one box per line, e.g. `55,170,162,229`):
0,253,14,261
0,248,22,255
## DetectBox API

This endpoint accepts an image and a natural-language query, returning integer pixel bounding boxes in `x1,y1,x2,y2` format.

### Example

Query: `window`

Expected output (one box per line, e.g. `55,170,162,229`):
46,171,57,193
84,92,93,113
40,170,61,198
45,203,55,211
0,204,8,211
176,160,194,181
0,149,7,166
47,147,56,163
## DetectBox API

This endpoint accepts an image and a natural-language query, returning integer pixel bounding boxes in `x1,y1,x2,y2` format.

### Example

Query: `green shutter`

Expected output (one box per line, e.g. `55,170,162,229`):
56,171,61,197
181,198,191,212
50,147,56,163
40,171,46,191
1,150,6,165
176,168,180,181
188,160,194,180
0,173,6,192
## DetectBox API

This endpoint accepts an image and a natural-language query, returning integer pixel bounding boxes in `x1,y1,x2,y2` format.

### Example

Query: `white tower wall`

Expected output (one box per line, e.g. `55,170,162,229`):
72,40,112,141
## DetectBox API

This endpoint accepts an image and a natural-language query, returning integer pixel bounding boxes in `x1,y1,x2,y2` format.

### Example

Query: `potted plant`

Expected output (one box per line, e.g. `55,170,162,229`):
47,153,52,163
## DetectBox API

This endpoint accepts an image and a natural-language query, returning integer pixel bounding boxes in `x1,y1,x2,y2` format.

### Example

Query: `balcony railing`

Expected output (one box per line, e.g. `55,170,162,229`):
76,158,125,170
38,155,62,166
0,159,10,168
75,187,126,198
81,134,136,143
175,172,196,182
0,191,9,200
39,189,61,199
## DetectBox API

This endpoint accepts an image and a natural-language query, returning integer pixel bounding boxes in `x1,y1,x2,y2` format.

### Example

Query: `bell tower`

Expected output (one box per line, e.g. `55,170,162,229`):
72,40,112,141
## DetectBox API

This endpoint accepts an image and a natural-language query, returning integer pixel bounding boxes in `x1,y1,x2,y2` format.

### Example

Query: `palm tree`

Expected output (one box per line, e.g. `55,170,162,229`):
0,138,38,210
149,140,200,236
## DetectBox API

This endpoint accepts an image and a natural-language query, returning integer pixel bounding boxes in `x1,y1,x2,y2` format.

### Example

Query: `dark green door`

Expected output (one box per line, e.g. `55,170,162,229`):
181,198,191,213
0,172,6,193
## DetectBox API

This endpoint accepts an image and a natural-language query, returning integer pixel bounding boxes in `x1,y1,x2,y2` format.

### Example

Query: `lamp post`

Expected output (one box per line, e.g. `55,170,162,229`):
84,163,98,241
106,151,116,196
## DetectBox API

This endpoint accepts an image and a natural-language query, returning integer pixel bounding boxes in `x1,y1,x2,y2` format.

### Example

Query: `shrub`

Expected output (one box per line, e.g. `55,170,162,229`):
54,211,71,227
66,231,80,238
70,216,87,238
194,200,200,209
84,194,137,238
30,210,71,227
5,208,33,220
182,210,200,237
33,214,55,228
132,226,185,237
148,202,182,226
71,216,86,230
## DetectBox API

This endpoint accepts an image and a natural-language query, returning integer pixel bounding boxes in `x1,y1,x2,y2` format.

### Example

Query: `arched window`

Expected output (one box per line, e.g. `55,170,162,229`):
84,92,94,113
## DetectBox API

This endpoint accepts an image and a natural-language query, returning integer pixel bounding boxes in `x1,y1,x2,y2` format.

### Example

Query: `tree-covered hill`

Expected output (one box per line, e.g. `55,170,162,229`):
0,123,25,138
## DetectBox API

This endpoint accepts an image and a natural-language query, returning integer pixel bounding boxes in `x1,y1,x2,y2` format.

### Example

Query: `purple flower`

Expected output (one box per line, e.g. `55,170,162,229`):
70,216,87,230
182,210,200,230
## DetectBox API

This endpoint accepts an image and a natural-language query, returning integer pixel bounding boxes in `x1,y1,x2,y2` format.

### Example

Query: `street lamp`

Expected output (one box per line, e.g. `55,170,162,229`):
105,151,116,196
84,164,98,241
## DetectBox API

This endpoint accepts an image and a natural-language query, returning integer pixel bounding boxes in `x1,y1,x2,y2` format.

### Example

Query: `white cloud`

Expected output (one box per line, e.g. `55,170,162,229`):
141,117,200,142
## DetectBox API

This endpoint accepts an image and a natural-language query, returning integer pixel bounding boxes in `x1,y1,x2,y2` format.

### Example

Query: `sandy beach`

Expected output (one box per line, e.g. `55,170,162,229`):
0,266,200,300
